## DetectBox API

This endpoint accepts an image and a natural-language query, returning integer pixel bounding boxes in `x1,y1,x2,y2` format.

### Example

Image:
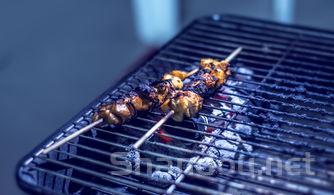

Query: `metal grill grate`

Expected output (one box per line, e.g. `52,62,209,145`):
17,15,334,194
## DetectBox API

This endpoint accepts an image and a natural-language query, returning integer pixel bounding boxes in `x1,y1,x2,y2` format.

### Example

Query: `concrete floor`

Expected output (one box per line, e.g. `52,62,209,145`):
1,0,334,194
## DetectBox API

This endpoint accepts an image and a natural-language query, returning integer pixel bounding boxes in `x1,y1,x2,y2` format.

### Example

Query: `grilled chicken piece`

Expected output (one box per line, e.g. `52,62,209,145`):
200,58,230,85
162,74,183,89
154,80,176,105
184,69,218,96
93,80,176,125
111,100,136,123
93,99,136,125
200,58,229,71
93,104,121,125
127,92,152,111
169,70,189,80
200,72,218,88
135,83,158,104
161,90,203,122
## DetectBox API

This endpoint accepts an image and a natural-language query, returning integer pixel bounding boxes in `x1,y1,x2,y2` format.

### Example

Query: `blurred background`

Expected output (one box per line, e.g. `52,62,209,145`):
0,0,333,194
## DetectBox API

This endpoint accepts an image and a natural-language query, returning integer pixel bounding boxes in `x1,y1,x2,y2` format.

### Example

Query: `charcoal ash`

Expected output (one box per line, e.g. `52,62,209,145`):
207,146,220,158
215,130,253,159
167,166,182,179
125,149,140,170
191,156,220,175
230,123,254,136
152,171,173,182
151,166,182,187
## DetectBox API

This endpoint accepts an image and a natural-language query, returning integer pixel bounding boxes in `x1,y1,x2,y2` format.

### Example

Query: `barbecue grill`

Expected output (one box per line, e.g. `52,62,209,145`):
17,15,334,194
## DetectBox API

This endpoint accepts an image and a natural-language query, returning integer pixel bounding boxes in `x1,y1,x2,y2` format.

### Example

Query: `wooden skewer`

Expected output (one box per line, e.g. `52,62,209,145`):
132,110,175,149
185,68,199,77
42,68,199,154
132,47,242,149
42,119,103,154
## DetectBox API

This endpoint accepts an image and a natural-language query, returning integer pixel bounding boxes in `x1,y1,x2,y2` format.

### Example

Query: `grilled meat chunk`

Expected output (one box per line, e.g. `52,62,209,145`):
135,83,158,104
162,74,183,89
169,70,189,80
153,80,176,105
93,104,121,125
126,91,152,111
93,99,136,125
200,58,230,85
161,90,203,122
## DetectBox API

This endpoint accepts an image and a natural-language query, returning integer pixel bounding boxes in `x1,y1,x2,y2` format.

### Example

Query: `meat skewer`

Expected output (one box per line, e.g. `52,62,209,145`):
132,47,242,149
42,68,198,154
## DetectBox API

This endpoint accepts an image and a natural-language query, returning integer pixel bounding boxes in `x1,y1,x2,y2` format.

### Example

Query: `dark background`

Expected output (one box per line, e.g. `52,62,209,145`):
0,0,333,194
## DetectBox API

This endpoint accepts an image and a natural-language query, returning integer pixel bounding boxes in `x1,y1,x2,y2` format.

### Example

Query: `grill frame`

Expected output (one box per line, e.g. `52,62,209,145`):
16,14,334,194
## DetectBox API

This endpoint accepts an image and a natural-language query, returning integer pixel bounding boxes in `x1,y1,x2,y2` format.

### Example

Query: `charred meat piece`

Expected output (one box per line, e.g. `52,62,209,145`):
93,104,121,125
200,58,230,85
126,91,152,111
184,69,218,96
93,80,176,125
93,99,136,125
135,83,158,104
153,80,176,105
161,90,203,122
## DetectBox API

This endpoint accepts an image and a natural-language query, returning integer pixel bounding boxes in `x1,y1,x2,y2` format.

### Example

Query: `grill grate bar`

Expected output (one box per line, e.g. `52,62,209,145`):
63,138,262,194
132,71,334,118
163,45,334,85
216,90,334,116
65,132,332,194
157,52,334,88
190,25,334,72
135,117,331,158
232,68,334,93
86,122,333,193
29,166,126,195
227,77,333,101
121,123,333,175
40,155,167,194
195,22,293,46
148,59,334,116
199,18,334,52
115,86,334,153
181,31,334,66
119,75,334,142
202,103,334,136
208,96,333,124
217,16,334,44
224,84,334,108
58,143,258,194
198,112,334,145
192,22,332,57
176,36,334,79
